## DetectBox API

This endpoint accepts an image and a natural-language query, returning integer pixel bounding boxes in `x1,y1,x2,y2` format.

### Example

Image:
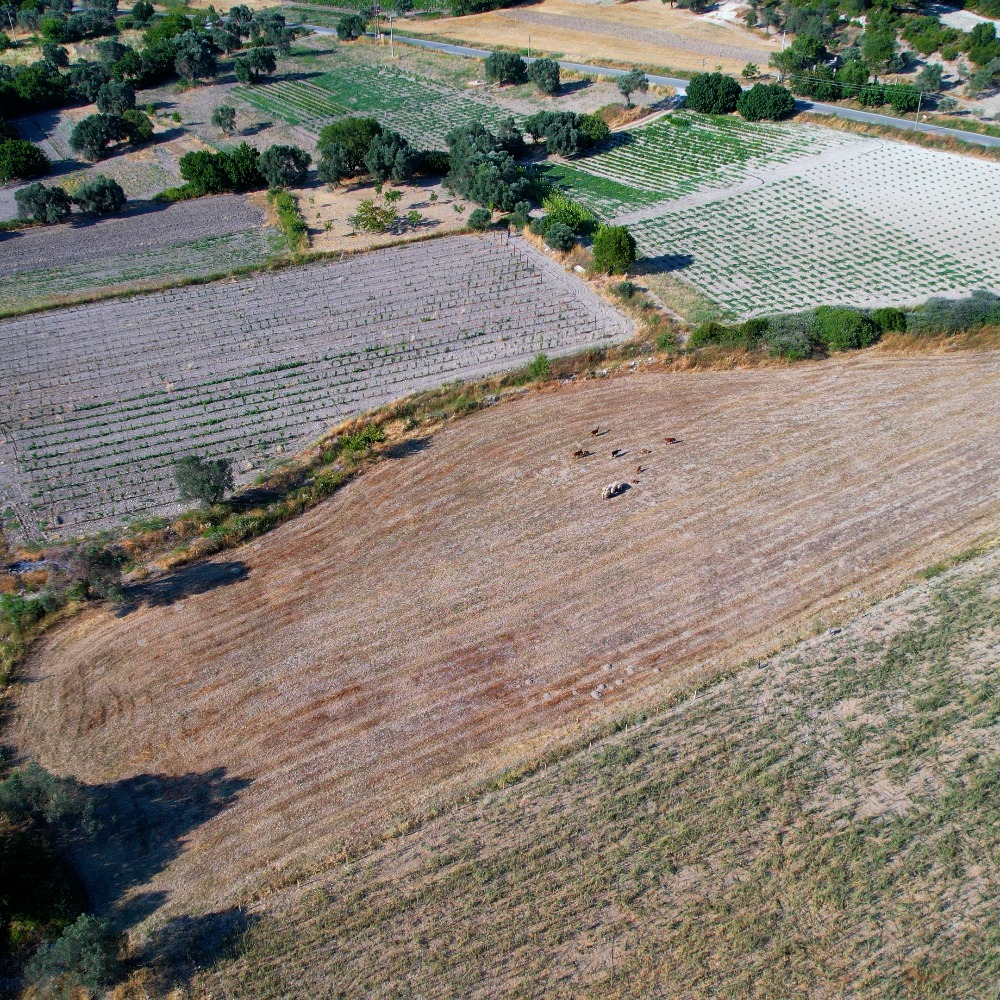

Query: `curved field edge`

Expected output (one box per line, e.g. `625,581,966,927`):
195,545,1000,999
6,347,1000,950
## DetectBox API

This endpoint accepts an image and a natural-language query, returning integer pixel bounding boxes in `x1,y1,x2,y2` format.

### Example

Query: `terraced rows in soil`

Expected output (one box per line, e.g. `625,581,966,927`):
0,234,632,538
10,351,1000,930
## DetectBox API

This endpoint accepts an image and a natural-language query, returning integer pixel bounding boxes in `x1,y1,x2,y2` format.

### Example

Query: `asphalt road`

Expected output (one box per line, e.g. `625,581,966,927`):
302,26,1000,150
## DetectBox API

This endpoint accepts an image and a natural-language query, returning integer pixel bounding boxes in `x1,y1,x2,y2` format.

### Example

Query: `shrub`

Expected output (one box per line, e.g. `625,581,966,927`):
737,82,795,121
0,593,45,639
174,454,235,506
26,914,122,993
269,188,307,251
336,13,366,40
72,174,126,214
543,191,595,234
544,220,575,250
485,50,527,85
528,352,551,380
468,206,493,230
578,113,610,145
0,138,50,183
613,280,636,300
211,104,237,136
871,307,906,333
591,224,637,274
528,57,560,94
258,143,310,188
96,79,135,115
15,182,71,223
813,306,880,351
763,313,819,360
685,72,742,114
529,214,553,236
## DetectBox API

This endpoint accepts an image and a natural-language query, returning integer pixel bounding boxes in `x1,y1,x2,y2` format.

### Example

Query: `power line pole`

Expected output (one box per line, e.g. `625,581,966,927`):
388,10,394,58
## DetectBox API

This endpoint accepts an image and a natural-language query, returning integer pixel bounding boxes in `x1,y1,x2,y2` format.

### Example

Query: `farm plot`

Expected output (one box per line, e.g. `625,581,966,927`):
630,176,999,318
547,111,1000,318
234,64,519,149
542,111,855,216
0,234,631,539
9,352,1000,932
0,195,280,314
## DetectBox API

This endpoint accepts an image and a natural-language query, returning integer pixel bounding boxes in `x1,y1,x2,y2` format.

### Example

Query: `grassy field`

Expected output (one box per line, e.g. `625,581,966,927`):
543,111,852,216
9,351,1000,948
233,62,522,148
202,546,1000,997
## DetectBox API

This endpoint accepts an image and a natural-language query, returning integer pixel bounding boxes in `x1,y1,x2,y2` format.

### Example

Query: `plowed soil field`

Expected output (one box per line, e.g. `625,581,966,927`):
9,350,1000,929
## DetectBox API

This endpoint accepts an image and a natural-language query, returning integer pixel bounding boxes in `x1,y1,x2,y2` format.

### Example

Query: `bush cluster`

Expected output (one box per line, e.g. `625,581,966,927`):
523,110,610,157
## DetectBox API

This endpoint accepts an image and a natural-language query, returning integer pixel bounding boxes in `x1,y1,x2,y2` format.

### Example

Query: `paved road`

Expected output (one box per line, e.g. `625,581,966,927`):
304,27,1000,150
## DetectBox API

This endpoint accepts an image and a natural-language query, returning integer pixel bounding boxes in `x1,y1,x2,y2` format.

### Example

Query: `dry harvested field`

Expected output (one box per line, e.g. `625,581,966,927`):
0,234,630,539
9,350,1000,940
401,0,781,74
0,195,282,315
206,547,1000,998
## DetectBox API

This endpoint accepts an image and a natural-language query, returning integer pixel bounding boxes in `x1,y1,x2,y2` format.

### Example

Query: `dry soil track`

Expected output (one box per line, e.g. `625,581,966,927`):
9,350,1000,927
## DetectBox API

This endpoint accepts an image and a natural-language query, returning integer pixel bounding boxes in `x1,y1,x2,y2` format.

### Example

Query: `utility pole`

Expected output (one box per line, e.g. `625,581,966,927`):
527,34,531,60
914,90,922,129
373,0,381,41
388,10,394,58
5,8,16,43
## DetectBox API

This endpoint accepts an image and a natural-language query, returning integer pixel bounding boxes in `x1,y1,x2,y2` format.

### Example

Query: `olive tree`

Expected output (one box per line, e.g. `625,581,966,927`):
72,174,126,214
527,57,560,95
174,455,234,506
15,182,71,223
258,143,311,187
211,103,237,135
617,67,648,107
591,224,637,274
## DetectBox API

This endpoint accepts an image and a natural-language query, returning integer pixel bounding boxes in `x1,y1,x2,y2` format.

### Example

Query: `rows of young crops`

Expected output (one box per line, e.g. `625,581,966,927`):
548,112,856,216
0,235,632,538
631,177,999,318
1,230,285,314
234,65,520,149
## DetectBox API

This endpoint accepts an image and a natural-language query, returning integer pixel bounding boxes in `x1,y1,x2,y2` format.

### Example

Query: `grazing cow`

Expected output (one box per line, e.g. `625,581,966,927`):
665,437,679,444
591,427,601,436
573,448,591,458
636,465,644,473
611,448,625,458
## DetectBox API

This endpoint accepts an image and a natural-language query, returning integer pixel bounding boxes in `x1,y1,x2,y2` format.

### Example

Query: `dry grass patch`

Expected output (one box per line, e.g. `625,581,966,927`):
401,0,780,75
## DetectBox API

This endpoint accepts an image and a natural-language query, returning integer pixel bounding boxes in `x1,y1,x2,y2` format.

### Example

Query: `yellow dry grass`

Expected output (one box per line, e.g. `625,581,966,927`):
401,0,780,75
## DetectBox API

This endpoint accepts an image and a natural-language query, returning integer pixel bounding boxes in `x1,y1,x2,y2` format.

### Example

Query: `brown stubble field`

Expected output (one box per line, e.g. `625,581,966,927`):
8,350,1000,932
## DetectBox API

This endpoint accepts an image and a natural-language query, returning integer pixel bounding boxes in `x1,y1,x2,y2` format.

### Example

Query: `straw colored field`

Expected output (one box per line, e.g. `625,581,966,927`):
206,547,1000,998
9,350,1000,942
400,0,780,75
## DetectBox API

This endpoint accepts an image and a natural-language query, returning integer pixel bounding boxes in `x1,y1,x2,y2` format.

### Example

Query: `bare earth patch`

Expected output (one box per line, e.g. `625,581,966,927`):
8,350,1000,936
400,0,781,74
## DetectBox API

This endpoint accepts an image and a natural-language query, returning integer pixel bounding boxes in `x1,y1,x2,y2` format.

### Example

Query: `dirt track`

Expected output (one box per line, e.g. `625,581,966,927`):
9,351,1000,928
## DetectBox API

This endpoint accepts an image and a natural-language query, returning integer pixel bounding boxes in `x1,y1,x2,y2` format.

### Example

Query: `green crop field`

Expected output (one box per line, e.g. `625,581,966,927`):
0,229,285,316
630,176,995,319
233,65,520,149
543,111,854,216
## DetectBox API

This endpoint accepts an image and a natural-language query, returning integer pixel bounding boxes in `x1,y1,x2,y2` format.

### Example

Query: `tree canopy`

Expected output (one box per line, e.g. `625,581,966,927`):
0,138,50,183
485,50,527,85
174,455,235,506
685,71,742,114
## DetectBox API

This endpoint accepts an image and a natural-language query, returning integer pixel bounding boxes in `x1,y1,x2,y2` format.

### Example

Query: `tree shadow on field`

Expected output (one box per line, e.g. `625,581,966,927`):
383,435,433,461
69,768,251,925
138,907,262,989
117,560,249,615
637,252,695,274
